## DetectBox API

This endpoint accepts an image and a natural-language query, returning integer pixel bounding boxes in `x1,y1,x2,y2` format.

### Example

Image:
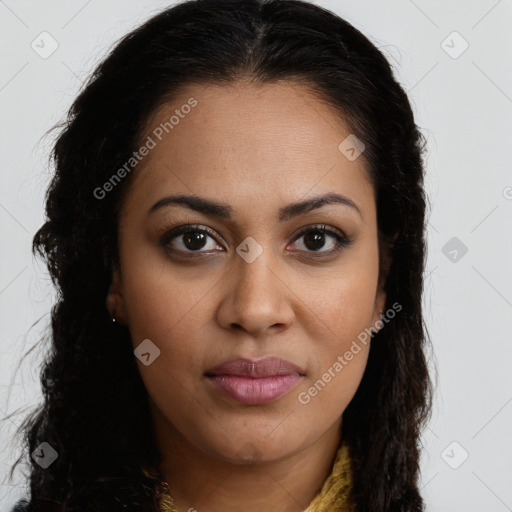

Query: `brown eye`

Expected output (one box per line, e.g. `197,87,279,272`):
181,230,208,251
302,231,329,251
160,224,223,255
291,224,353,256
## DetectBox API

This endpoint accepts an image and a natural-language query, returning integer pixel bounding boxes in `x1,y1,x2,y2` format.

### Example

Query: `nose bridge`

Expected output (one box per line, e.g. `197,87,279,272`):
235,241,277,295
219,236,293,333
234,234,281,298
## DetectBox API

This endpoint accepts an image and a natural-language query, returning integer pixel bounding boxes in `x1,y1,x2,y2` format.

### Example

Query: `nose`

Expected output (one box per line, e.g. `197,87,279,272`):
216,249,295,337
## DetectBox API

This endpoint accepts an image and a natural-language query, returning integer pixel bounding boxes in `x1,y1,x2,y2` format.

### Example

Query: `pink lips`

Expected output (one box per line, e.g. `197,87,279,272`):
205,356,305,405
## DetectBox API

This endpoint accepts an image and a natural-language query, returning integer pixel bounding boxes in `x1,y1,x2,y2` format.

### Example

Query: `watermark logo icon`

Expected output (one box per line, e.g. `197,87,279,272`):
32,442,58,469
134,339,161,366
236,237,263,263
237,442,263,464
338,134,365,161
441,441,469,469
441,31,469,59
442,236,468,263
31,31,59,59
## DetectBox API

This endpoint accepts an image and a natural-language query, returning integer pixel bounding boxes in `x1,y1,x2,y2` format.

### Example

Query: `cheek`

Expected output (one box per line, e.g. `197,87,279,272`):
307,255,379,344
294,302,371,431
125,281,214,395
294,250,377,419
296,343,369,419
120,241,218,350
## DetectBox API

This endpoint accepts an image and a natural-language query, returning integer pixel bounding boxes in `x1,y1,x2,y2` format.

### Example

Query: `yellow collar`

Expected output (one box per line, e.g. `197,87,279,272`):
304,440,354,512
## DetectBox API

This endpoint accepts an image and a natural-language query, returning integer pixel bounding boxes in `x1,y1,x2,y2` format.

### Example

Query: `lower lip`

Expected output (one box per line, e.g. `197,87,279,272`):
206,374,302,404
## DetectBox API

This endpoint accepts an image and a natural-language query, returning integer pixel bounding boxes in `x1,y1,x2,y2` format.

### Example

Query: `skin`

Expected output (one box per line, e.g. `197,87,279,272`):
109,81,387,512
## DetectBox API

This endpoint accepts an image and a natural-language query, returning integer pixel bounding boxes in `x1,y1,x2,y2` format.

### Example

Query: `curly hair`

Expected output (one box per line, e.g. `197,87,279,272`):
6,0,434,510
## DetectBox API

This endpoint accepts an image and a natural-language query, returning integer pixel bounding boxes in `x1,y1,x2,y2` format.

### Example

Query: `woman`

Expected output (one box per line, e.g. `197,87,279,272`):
7,0,433,510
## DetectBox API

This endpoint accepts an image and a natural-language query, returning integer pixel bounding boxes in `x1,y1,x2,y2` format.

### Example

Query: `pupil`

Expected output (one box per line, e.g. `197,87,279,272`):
304,232,325,251
184,231,207,250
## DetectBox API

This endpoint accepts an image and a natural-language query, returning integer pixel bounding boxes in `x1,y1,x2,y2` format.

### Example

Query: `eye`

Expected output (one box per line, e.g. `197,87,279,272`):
159,223,353,258
290,224,353,256
159,224,223,255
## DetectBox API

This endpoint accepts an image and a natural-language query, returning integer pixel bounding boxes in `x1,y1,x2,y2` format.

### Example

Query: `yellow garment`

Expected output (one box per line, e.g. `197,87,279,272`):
151,439,354,512
304,440,354,512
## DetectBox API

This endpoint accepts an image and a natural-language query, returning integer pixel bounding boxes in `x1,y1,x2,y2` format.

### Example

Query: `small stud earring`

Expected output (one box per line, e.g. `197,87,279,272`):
112,307,116,323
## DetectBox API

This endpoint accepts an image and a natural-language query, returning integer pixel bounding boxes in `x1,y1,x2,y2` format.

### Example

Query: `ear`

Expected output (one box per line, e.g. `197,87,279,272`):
105,267,128,324
371,232,397,330
371,287,387,333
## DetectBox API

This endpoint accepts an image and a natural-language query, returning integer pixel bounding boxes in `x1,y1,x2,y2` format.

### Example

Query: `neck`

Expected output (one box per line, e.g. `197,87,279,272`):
150,402,342,512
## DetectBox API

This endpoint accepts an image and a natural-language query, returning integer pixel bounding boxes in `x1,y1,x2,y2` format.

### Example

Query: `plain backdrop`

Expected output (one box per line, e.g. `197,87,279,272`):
1,1,511,510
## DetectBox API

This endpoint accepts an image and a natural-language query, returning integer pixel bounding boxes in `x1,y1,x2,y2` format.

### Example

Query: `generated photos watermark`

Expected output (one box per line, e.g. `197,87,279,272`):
297,301,402,405
93,97,198,200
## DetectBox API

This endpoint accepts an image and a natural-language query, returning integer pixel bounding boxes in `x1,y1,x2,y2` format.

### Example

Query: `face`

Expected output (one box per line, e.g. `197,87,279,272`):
111,81,386,464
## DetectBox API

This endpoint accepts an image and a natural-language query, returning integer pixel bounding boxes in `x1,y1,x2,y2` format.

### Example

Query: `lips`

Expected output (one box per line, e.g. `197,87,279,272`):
204,356,306,378
204,356,306,405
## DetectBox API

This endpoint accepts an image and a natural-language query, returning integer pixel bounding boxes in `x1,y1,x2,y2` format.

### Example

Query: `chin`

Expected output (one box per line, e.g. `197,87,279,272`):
201,432,301,465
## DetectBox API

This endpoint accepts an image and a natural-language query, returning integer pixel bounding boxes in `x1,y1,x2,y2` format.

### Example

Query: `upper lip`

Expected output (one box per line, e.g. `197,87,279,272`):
205,356,306,378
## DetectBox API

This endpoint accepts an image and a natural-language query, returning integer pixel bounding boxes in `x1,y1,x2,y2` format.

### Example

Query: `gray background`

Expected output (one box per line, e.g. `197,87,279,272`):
1,0,511,510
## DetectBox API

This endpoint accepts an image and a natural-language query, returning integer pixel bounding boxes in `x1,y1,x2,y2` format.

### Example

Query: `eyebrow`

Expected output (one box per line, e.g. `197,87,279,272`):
148,192,362,222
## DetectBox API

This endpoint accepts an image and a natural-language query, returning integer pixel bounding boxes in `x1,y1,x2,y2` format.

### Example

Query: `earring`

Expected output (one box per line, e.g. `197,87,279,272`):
106,287,121,324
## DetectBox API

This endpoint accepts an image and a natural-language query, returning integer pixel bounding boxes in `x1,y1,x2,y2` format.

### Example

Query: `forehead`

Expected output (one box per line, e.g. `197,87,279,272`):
122,81,375,220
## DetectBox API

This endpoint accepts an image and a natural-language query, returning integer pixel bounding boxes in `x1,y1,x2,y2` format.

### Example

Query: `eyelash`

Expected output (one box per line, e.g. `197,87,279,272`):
159,223,354,259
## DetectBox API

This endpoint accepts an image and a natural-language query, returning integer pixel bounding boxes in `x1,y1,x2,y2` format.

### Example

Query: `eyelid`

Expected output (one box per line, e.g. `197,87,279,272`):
291,223,346,240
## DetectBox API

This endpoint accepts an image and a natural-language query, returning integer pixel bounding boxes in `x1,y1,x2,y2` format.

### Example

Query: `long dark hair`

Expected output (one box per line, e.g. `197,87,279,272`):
6,0,434,510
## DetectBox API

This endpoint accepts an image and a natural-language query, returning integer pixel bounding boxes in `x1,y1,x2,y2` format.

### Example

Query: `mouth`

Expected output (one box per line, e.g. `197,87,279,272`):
204,356,306,405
